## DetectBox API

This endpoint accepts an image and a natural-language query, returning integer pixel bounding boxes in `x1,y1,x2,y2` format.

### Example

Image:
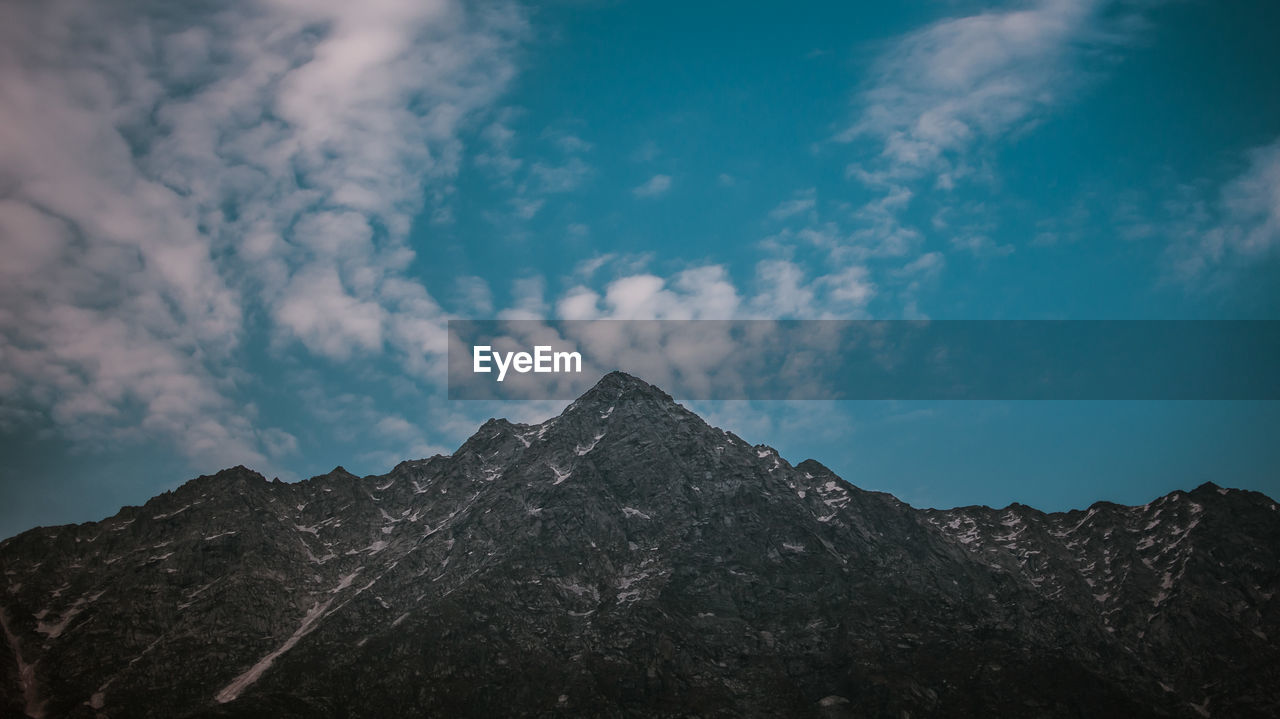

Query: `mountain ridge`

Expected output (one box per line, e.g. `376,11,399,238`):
1,371,1277,718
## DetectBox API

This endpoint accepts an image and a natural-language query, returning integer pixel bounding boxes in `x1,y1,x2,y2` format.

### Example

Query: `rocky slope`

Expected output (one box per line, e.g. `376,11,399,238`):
1,372,1277,718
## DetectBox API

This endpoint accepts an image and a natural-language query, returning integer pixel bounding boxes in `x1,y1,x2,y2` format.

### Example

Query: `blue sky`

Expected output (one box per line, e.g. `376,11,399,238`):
1,0,1278,538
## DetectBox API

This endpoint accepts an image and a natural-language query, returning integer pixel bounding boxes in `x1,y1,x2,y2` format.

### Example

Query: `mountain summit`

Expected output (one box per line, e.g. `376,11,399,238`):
2,373,1278,718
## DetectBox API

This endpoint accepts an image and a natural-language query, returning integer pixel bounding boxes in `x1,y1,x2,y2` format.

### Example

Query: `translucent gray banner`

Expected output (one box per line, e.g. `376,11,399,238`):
447,320,1280,400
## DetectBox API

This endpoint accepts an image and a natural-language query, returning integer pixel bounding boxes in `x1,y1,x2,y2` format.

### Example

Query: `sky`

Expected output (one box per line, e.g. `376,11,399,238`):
1,0,1278,539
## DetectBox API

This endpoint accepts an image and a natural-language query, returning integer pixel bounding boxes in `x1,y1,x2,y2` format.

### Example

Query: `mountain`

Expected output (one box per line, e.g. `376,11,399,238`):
1,372,1277,718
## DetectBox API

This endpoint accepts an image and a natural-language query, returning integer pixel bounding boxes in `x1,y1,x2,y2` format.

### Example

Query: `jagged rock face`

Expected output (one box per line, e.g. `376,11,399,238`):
1,372,1277,718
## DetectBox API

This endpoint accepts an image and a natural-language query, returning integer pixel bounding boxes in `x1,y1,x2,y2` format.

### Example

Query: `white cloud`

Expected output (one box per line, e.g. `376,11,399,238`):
950,234,1015,258
273,264,388,360
596,267,741,320
1167,136,1280,282
898,251,946,280
820,265,876,308
461,259,881,405
602,275,669,317
548,132,593,154
572,254,615,280
474,110,525,183
531,156,592,193
475,114,594,222
796,0,1143,311
841,0,1113,181
769,189,817,220
750,260,818,317
455,276,495,317
0,0,525,467
552,265,743,321
556,286,604,321
1221,140,1280,256
633,174,672,197
511,197,546,219
260,428,300,459
374,415,421,441
498,276,550,320
543,252,876,327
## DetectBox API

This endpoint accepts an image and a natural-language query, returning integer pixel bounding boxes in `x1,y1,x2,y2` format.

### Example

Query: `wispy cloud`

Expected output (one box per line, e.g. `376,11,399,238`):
633,174,672,197
546,131,593,154
786,0,1148,312
530,156,593,194
1221,141,1280,257
1165,136,1280,283
950,234,1015,258
475,113,595,221
454,276,495,317
769,189,818,220
474,110,525,184
841,0,1116,183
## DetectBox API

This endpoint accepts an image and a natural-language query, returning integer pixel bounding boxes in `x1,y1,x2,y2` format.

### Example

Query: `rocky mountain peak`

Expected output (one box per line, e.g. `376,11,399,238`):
571,370,676,408
1190,480,1225,497
0,375,1277,719
794,458,836,477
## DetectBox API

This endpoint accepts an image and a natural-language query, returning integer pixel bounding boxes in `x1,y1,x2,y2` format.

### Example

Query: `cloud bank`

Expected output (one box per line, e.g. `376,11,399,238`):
0,0,526,469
